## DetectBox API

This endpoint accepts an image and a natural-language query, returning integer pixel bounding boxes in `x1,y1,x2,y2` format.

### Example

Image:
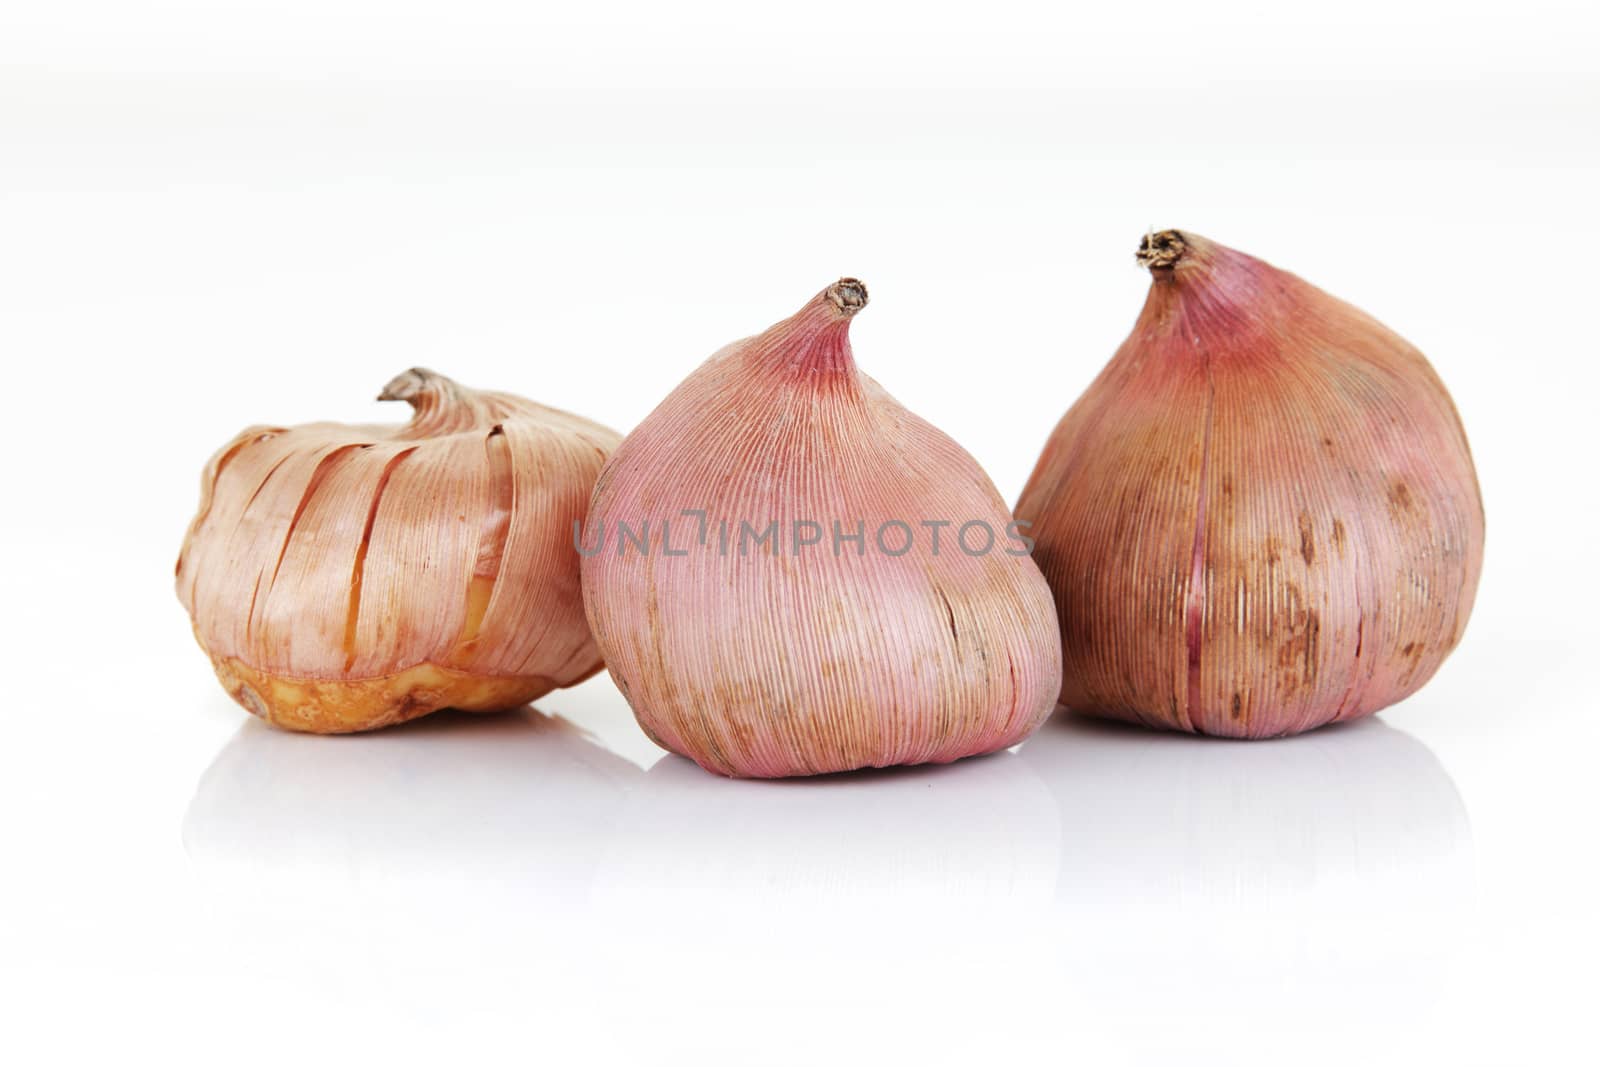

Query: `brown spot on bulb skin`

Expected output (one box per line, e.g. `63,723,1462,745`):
937,587,959,642
1275,608,1321,688
1331,519,1347,556
1398,641,1427,684
1388,480,1415,516
1298,512,1317,566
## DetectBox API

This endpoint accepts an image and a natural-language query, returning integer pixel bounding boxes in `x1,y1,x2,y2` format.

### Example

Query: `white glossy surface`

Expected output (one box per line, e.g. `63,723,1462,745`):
3,3,1596,1063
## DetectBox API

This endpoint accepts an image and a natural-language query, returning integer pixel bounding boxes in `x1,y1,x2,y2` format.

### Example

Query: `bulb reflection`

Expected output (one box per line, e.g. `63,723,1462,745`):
583,749,1063,1007
181,698,1472,1035
1018,710,1473,1039
595,749,1061,913
183,707,643,908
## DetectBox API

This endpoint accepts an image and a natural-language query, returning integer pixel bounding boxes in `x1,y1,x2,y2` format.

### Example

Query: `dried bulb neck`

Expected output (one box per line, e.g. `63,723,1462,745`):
1136,230,1247,291
748,278,870,379
1137,230,1189,271
378,367,466,405
378,367,500,438
1132,230,1289,351
827,278,869,317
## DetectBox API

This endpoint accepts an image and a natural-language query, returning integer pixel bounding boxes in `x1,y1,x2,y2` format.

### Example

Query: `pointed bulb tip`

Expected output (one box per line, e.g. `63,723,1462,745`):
827,278,869,316
1136,230,1187,271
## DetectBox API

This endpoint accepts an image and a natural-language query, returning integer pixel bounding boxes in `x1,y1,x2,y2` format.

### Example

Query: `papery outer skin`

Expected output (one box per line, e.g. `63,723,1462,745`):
1014,231,1484,738
176,369,622,733
581,281,1064,778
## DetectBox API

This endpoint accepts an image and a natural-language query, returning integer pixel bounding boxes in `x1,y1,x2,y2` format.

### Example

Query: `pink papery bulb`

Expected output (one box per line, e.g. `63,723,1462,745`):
1015,231,1485,738
581,279,1063,777
177,368,622,733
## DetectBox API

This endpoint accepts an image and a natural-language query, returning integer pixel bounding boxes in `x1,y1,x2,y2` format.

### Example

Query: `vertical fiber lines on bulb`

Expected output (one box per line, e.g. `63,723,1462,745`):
268,443,365,592
180,433,257,565
343,447,416,674
1183,353,1215,734
581,281,1061,777
179,367,620,732
1015,231,1482,738
456,427,513,651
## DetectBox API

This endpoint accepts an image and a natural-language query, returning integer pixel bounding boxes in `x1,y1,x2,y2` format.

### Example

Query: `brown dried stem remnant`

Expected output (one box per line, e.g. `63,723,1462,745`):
1136,229,1188,270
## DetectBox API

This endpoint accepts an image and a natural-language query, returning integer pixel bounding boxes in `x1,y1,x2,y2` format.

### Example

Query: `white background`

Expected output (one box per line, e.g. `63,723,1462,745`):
3,2,1597,1063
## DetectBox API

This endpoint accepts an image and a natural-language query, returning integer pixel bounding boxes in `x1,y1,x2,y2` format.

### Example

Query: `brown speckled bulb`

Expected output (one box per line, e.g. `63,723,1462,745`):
1016,231,1484,737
